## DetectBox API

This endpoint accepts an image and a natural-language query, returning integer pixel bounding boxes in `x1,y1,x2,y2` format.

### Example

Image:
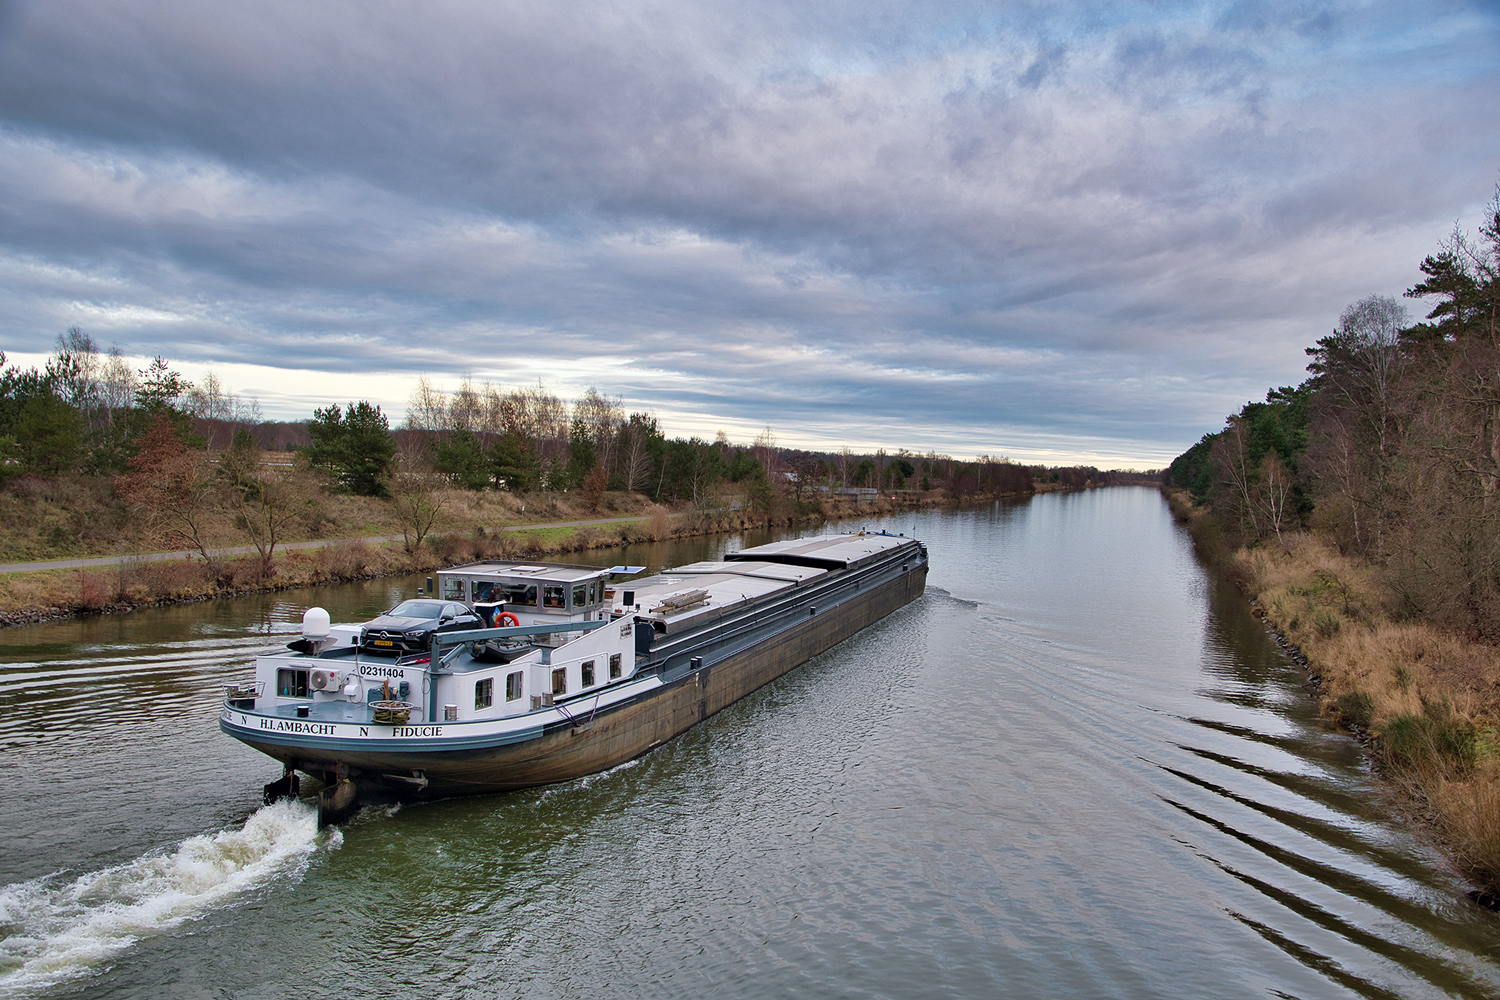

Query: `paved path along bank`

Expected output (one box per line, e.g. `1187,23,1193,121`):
0,515,656,575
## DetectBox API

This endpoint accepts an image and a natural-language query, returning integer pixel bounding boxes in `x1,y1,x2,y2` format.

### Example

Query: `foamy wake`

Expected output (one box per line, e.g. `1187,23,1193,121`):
533,756,643,804
0,799,336,996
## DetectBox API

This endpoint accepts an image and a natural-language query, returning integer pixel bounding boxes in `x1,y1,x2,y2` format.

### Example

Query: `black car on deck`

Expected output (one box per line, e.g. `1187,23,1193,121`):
358,599,482,656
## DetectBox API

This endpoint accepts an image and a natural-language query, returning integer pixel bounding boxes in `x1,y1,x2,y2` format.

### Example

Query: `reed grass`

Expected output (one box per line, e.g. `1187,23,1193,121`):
1236,532,1500,894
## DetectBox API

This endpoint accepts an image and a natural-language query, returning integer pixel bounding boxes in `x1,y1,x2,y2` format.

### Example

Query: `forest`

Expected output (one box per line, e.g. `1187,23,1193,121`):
1169,188,1500,640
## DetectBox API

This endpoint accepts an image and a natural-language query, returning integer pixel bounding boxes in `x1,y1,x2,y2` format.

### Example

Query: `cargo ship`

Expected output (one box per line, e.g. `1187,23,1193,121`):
220,531,928,824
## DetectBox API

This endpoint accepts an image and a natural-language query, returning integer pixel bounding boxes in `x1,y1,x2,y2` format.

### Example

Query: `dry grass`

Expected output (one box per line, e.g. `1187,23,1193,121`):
1238,533,1500,894
1432,776,1500,890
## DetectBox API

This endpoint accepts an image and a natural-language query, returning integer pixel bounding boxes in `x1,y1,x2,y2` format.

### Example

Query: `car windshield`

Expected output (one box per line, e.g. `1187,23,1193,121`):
388,600,444,619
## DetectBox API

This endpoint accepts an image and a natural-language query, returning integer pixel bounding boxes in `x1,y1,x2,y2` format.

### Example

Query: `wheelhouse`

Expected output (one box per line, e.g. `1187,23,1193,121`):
437,562,615,626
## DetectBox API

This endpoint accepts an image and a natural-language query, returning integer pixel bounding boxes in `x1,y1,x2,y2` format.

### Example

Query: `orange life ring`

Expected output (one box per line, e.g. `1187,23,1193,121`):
495,611,521,628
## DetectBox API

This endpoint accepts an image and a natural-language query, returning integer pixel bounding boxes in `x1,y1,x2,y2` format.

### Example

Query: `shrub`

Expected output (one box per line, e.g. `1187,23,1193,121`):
429,534,461,562
314,542,371,580
135,559,210,600
77,571,110,610
1332,691,1373,729
648,504,671,541
1378,709,1479,779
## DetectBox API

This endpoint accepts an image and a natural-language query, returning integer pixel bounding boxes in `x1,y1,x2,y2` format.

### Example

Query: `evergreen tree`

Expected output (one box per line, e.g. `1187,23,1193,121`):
305,401,395,496
728,449,763,483
435,429,491,490
490,431,540,492
0,352,86,479
561,418,596,490
305,404,345,477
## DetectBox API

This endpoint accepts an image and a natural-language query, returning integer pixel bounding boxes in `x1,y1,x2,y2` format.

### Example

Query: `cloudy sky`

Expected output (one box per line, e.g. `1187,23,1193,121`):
0,0,1497,467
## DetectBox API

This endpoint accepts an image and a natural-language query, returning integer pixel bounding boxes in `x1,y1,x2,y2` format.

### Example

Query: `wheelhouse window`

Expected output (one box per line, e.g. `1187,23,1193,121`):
505,671,523,701
503,583,538,607
581,660,595,686
443,577,466,601
475,678,493,709
277,669,309,698
573,584,587,608
609,653,622,679
552,668,567,695
473,581,498,603
543,585,565,609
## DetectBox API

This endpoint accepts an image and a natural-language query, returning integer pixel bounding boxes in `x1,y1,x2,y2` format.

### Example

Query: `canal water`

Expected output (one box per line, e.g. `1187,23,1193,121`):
2,488,1498,998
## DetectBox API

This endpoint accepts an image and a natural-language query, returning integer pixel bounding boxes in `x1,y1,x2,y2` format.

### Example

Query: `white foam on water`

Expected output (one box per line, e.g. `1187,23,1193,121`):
533,756,644,805
0,799,335,996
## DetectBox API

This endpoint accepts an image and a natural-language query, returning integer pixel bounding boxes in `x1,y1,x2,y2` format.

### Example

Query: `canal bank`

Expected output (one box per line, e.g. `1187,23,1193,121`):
0,488,1011,630
1167,486,1500,903
0,491,944,629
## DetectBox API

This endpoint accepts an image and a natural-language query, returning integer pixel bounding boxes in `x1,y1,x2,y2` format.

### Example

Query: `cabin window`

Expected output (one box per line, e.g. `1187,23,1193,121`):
277,668,309,699
443,577,466,601
473,581,498,603
475,678,493,709
609,653,622,679
573,584,587,608
552,668,567,695
505,671,523,701
581,660,595,686
543,585,565,609
503,583,538,607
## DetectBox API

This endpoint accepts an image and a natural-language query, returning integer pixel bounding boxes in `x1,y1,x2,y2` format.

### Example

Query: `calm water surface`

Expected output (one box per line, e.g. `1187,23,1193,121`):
3,489,1498,998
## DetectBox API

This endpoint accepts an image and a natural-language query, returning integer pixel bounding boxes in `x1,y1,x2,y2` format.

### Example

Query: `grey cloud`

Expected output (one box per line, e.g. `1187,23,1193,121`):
0,0,1496,463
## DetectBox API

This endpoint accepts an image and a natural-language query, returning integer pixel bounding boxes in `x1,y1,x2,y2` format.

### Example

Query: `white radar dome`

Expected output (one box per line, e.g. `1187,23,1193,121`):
302,607,332,639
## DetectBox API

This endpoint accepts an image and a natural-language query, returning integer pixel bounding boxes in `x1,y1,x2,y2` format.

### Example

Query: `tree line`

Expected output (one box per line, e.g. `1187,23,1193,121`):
1168,188,1500,638
1,323,1140,564
398,374,1140,507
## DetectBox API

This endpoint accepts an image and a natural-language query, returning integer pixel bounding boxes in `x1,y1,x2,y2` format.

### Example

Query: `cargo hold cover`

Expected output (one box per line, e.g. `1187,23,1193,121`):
725,534,918,570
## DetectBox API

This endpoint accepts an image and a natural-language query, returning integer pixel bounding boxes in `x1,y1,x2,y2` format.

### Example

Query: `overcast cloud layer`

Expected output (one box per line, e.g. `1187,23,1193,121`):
1,0,1497,465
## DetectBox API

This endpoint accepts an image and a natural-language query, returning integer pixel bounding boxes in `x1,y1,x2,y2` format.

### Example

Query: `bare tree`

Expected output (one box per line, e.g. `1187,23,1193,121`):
114,417,221,569
752,426,780,483
184,370,241,448
1307,294,1410,555
574,387,624,477
219,439,321,577
388,453,448,554
1259,451,1294,547
96,349,137,431
450,376,483,434
1211,416,1259,536
406,375,450,443
621,412,658,493
1306,412,1365,551
54,329,136,436
501,381,568,483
